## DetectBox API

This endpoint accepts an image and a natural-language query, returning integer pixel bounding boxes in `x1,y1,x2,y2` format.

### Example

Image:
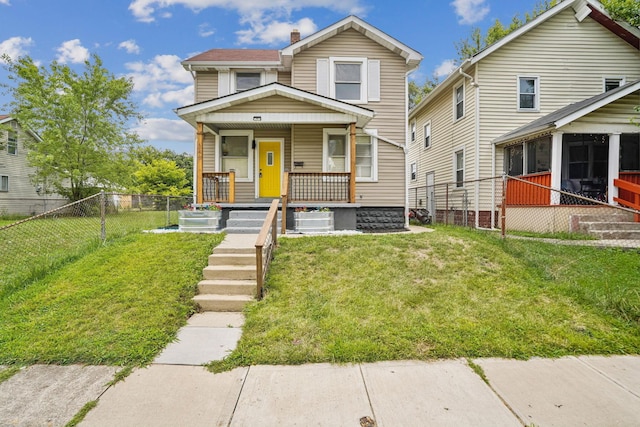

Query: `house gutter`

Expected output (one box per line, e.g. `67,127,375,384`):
458,61,481,229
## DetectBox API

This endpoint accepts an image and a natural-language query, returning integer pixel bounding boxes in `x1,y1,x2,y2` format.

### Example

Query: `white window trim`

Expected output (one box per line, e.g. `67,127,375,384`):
7,131,18,155
329,57,368,104
517,75,540,112
410,121,416,143
410,162,417,181
453,83,465,121
453,147,465,188
216,129,254,182
231,70,265,93
0,175,8,192
322,128,378,182
423,121,431,149
603,76,626,92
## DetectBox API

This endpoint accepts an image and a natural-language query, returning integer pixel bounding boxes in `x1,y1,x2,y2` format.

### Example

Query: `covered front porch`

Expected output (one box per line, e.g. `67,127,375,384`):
496,81,640,220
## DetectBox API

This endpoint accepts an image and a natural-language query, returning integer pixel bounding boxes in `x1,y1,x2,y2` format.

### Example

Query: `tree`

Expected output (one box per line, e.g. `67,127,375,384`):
1,54,143,201
130,145,193,188
132,159,191,196
601,0,640,27
455,1,557,61
409,76,439,110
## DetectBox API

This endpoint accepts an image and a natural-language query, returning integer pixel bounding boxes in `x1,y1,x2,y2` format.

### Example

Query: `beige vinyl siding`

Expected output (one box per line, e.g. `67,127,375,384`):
224,95,332,114
291,28,409,206
291,124,323,171
571,93,640,129
195,71,217,102
278,72,292,86
202,133,216,173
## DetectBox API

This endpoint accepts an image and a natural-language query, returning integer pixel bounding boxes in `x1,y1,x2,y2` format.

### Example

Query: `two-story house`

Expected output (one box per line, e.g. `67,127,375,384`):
0,115,57,216
175,16,422,231
408,0,640,231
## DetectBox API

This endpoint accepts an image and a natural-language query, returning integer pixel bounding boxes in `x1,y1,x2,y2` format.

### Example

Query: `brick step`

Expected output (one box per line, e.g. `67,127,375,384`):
208,253,255,266
203,265,257,280
197,279,256,296
193,294,253,312
582,222,640,231
588,230,640,240
576,214,633,223
229,210,282,220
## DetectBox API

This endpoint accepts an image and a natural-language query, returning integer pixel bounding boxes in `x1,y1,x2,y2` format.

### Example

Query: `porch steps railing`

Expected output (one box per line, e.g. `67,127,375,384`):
614,178,640,222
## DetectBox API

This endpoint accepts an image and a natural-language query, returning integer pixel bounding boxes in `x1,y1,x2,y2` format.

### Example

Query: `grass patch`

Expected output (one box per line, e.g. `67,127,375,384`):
211,227,640,371
508,230,597,240
64,401,98,427
0,232,223,365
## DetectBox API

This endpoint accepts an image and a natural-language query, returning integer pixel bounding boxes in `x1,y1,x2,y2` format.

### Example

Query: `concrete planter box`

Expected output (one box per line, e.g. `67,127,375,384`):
178,210,221,232
294,211,334,233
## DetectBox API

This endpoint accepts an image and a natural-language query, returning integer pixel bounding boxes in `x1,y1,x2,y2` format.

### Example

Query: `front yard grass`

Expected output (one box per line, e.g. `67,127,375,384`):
0,233,223,366
211,226,640,371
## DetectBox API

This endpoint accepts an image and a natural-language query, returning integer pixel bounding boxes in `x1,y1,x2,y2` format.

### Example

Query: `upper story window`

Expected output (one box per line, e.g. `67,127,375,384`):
604,77,625,92
318,57,379,104
424,122,431,149
410,121,416,143
235,72,262,92
7,131,17,155
518,76,539,111
454,84,465,120
410,162,417,181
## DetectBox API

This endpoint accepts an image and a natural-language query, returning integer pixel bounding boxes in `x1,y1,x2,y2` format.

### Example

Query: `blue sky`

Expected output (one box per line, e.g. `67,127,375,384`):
1,0,539,154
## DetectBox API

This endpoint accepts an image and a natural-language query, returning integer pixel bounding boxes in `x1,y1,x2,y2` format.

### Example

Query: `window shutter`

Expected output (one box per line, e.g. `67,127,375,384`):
367,60,380,102
265,70,278,84
316,58,329,96
218,71,230,97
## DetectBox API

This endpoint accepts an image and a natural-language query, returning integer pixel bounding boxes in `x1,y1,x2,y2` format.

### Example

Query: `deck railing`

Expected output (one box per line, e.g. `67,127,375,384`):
614,178,640,222
202,172,235,203
286,172,351,203
505,172,551,205
255,199,279,299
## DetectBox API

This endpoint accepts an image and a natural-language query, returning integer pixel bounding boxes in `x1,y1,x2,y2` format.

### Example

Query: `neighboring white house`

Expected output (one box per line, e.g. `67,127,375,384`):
407,0,640,229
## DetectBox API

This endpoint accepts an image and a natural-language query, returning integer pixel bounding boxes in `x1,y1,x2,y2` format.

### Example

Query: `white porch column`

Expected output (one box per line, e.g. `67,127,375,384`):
608,133,621,204
550,131,563,205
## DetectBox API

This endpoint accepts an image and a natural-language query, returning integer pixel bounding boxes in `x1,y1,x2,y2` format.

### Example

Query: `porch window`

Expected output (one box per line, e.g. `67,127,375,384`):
323,129,377,181
220,133,251,180
454,149,464,187
621,134,640,171
7,131,17,155
518,76,539,111
235,72,261,92
506,144,524,176
325,133,347,172
526,137,551,173
454,84,464,120
0,175,8,192
356,134,375,180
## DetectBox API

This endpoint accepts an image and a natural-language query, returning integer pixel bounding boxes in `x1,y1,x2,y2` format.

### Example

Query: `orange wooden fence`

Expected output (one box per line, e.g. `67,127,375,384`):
506,172,551,205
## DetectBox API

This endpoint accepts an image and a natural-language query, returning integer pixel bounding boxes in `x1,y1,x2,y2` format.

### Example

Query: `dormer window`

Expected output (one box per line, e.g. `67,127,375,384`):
235,72,262,92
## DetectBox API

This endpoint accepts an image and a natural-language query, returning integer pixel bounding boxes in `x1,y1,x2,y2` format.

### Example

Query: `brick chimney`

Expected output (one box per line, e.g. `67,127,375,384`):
290,29,301,44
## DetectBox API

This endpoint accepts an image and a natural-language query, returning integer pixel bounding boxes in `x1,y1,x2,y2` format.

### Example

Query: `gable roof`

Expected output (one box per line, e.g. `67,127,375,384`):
493,80,640,145
175,82,375,129
281,15,422,71
183,49,282,70
0,115,11,123
409,0,639,118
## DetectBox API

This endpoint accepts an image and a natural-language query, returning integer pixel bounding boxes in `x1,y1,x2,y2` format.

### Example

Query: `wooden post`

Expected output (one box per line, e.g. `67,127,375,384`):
501,174,507,238
229,171,236,203
281,172,289,235
196,122,204,204
349,123,356,203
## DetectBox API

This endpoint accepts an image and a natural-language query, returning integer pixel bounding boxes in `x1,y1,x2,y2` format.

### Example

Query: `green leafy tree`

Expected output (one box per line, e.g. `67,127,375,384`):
132,159,191,196
455,1,557,61
130,145,193,188
1,54,143,201
409,76,439,110
601,0,640,27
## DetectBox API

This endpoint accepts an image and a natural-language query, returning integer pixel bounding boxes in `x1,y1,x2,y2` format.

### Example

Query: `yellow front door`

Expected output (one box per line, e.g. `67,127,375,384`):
259,141,281,198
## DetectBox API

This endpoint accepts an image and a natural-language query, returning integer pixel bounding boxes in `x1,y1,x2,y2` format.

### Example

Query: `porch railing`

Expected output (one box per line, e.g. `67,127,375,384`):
286,172,351,203
202,172,235,203
614,178,640,222
505,172,551,205
255,199,279,299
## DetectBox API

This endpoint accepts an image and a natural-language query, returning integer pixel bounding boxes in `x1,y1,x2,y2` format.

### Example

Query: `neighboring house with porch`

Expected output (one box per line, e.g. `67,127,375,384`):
407,0,640,231
175,15,422,231
0,115,59,216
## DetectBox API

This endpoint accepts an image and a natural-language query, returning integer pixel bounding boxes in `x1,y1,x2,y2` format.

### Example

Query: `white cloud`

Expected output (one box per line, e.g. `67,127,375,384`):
434,59,457,78
125,54,194,108
0,36,33,63
118,39,141,54
0,0,11,5
56,39,89,63
198,23,215,37
143,85,194,108
451,0,490,25
133,117,194,142
236,17,317,45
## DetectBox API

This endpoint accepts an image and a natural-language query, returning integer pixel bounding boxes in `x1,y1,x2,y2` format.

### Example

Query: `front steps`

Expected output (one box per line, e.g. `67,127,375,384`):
573,214,640,240
193,239,257,312
225,210,282,234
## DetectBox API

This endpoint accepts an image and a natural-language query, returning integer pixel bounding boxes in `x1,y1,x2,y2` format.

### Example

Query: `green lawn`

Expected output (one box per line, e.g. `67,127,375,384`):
0,233,223,366
211,226,640,371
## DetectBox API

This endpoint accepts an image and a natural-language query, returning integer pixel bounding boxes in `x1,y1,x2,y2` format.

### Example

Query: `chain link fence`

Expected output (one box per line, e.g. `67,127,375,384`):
0,192,192,293
409,175,640,248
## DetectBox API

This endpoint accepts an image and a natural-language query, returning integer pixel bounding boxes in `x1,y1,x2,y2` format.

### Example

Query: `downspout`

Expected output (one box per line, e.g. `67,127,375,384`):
458,62,481,228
